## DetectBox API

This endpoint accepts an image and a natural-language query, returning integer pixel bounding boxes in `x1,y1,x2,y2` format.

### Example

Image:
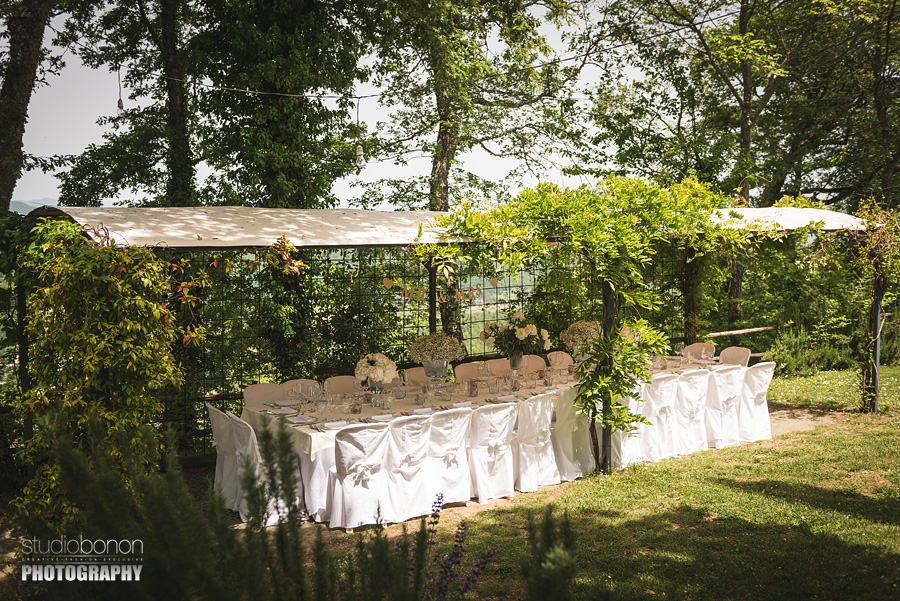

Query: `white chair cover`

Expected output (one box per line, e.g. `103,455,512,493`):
404,367,429,387
454,363,481,382
547,351,574,367
683,342,715,361
282,378,321,400
738,361,776,442
228,413,287,526
610,386,646,469
326,423,394,529
550,387,595,480
674,369,710,455
324,375,360,395
519,355,547,374
206,403,240,511
426,408,474,506
705,365,744,449
243,382,286,405
512,392,560,492
386,416,435,522
467,403,517,504
719,346,751,367
641,373,680,462
485,358,512,377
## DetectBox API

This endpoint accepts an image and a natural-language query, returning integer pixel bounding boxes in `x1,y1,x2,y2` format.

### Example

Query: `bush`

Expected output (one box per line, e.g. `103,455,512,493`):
765,327,856,377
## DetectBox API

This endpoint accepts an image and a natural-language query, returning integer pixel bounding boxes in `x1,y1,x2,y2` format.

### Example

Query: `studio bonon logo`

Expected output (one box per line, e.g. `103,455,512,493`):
20,536,143,582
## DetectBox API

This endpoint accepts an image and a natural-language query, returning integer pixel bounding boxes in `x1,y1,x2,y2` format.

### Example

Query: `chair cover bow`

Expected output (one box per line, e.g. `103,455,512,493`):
348,462,382,488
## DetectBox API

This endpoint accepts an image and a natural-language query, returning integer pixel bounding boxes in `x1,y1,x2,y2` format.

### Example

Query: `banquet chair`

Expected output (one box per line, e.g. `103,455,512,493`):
550,388,595,480
281,378,321,400
640,373,680,462
386,416,434,522
228,413,296,526
519,354,547,374
404,367,430,387
468,403,517,504
326,423,394,530
206,403,240,512
683,342,715,361
738,361,776,442
610,386,646,469
485,358,512,377
705,365,744,449
426,408,474,506
454,363,481,382
547,351,574,368
674,369,710,455
512,392,560,492
719,346,751,367
324,375,360,395
243,382,287,406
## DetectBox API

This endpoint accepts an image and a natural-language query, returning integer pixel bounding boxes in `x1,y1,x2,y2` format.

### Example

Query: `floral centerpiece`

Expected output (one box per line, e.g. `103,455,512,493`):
409,332,466,363
480,312,550,370
354,353,399,387
560,320,603,357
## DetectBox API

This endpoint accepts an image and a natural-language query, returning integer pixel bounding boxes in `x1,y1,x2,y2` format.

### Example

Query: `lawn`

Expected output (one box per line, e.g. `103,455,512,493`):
387,368,900,600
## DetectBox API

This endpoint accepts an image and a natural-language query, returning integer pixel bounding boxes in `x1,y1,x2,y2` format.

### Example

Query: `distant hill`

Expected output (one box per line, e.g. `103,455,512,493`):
9,199,57,214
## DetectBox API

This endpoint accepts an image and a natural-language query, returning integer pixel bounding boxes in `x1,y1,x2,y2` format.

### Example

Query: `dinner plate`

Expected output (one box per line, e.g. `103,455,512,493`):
286,414,316,425
411,408,435,415
266,407,296,415
322,420,350,429
277,399,304,407
369,414,394,422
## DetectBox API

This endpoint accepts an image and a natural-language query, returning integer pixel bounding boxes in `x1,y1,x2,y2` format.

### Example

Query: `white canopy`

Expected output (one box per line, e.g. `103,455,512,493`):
33,206,456,249
712,206,865,232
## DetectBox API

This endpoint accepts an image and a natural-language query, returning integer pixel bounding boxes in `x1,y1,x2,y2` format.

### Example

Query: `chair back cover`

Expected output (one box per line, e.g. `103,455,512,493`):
467,403,517,504
328,423,393,529
206,403,240,511
719,346,751,367
513,392,560,492
641,373,679,461
547,351,574,367
485,358,512,377
387,416,435,521
705,365,744,449
404,367,429,387
675,369,710,455
282,378,322,400
454,363,481,383
610,386,646,469
683,342,715,361
550,387,595,480
519,355,547,374
738,361,776,442
427,408,474,505
228,413,286,526
243,382,287,406
324,375,360,395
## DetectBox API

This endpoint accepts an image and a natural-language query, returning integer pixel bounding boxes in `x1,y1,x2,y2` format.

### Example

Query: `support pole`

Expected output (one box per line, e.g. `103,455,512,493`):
428,261,437,334
866,250,886,412
682,246,700,345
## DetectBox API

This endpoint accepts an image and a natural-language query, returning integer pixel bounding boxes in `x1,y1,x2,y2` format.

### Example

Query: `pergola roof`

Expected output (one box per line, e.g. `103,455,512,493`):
32,206,457,250
31,204,866,250
712,206,865,232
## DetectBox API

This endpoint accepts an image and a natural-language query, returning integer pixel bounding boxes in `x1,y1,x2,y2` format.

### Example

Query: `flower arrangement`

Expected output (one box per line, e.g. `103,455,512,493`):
560,320,603,355
479,312,550,358
354,353,399,384
409,332,467,363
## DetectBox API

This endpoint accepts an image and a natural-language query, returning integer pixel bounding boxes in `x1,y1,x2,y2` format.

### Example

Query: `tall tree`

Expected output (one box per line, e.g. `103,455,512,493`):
0,0,57,213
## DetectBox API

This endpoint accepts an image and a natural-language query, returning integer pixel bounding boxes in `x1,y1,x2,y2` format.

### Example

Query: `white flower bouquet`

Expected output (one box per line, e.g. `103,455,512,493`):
354,353,399,385
480,311,550,359
560,320,603,355
409,332,466,363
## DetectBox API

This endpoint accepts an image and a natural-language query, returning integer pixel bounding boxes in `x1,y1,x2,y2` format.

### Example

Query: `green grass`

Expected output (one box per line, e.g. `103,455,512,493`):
406,368,900,600
769,365,900,411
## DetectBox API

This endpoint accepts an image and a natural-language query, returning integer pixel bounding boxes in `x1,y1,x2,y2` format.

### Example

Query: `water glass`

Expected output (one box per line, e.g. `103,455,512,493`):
487,378,500,394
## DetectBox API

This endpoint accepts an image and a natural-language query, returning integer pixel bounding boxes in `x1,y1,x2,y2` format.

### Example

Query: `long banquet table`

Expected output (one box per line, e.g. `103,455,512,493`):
239,358,771,524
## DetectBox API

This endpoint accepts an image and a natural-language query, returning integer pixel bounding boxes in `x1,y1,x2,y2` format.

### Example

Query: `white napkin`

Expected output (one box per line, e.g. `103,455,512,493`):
495,395,518,402
452,401,474,408
267,407,295,414
412,408,435,415
370,414,394,422
287,415,315,424
323,420,349,429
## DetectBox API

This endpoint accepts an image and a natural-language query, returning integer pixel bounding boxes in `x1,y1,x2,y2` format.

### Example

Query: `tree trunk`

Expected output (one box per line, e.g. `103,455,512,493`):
429,84,459,211
864,251,886,412
598,276,617,473
0,0,55,212
737,0,753,203
159,0,194,206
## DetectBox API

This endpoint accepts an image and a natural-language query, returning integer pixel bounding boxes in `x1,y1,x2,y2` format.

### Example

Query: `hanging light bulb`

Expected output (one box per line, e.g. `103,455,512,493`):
355,143,365,166
117,98,124,117
116,65,125,116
